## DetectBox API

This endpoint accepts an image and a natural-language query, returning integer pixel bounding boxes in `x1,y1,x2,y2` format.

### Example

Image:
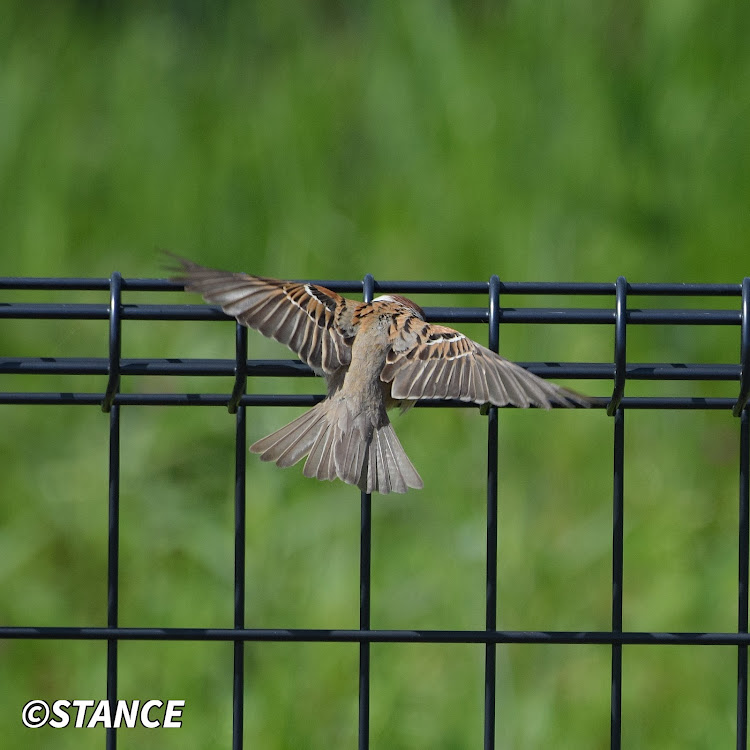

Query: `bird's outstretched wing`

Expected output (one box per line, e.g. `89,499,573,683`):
381,317,590,409
169,255,360,374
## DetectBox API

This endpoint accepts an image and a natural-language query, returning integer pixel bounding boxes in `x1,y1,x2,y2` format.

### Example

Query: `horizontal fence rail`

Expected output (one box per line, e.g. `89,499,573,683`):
1,273,749,749
3,625,750,646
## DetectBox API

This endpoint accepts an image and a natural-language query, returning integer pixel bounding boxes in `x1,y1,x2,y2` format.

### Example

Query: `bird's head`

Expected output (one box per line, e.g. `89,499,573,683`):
373,294,426,320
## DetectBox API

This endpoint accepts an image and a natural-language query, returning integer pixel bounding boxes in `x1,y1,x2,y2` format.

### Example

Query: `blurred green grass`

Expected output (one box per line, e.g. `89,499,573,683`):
1,1,749,747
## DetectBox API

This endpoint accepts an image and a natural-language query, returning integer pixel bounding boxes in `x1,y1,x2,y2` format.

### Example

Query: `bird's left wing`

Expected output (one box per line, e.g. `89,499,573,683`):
381,317,590,409
170,256,359,374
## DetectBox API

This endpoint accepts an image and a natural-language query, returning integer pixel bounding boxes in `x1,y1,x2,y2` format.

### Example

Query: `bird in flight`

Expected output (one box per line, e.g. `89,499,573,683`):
170,256,592,494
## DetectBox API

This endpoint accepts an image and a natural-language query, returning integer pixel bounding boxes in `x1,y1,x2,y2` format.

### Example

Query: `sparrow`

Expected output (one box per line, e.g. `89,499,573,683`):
170,256,592,494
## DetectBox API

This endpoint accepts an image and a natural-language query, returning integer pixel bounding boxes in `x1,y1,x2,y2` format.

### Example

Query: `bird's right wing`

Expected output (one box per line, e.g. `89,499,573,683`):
169,255,360,374
381,318,591,409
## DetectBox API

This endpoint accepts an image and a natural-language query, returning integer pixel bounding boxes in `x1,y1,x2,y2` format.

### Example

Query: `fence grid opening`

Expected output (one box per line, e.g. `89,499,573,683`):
1,273,749,748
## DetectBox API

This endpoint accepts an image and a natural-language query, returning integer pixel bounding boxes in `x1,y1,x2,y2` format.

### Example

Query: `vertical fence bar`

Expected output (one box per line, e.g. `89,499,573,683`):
103,272,122,750
609,276,627,750
359,274,375,750
737,278,750,750
232,323,248,750
611,407,624,750
233,404,247,749
484,275,501,750
106,404,120,750
739,409,749,750
736,277,750,750
359,487,372,750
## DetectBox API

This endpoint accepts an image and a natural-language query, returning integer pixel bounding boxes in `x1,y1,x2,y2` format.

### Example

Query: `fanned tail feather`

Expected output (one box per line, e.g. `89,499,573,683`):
249,402,328,469
250,400,423,494
361,421,423,495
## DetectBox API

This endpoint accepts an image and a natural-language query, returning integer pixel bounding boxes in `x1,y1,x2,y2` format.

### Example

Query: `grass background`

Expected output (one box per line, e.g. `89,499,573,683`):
1,1,750,747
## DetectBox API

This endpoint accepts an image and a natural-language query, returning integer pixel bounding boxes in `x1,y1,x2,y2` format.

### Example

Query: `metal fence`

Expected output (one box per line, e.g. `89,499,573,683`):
1,272,749,748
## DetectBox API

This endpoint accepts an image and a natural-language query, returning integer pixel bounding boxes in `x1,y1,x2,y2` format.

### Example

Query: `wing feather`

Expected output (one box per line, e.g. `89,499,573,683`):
382,318,591,409
169,255,359,374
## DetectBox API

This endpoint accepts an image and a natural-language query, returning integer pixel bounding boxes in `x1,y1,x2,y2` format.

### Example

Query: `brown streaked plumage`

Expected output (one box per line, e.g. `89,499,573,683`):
169,256,592,494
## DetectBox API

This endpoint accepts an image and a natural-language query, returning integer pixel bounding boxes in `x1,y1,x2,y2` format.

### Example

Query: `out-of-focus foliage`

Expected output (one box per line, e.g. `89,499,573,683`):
1,1,749,747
